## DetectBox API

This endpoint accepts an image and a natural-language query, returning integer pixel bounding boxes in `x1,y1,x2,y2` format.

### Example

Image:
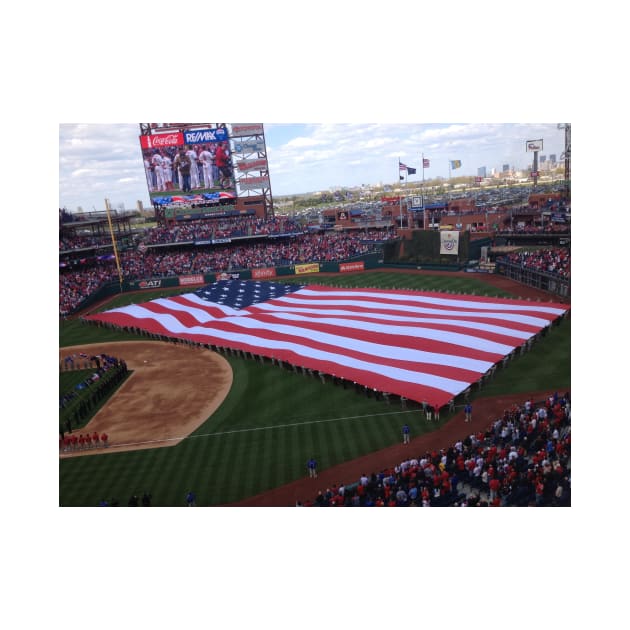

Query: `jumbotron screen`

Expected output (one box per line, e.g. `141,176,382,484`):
139,126,237,208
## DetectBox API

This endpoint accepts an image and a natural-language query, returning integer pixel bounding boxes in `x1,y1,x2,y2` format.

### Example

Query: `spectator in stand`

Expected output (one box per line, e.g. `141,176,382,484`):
498,248,570,279
301,391,570,508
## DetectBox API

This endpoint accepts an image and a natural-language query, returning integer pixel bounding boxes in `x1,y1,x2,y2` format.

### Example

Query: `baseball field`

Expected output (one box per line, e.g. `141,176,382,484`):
58,269,570,507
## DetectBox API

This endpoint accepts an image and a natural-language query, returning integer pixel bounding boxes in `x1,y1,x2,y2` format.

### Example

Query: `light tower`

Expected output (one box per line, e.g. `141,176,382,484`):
558,123,571,195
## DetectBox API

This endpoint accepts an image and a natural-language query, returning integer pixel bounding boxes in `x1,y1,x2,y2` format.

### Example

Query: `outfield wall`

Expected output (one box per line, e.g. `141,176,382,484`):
495,260,570,299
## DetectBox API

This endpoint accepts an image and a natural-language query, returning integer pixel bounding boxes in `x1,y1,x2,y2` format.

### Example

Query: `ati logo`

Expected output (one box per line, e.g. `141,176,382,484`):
139,280,162,289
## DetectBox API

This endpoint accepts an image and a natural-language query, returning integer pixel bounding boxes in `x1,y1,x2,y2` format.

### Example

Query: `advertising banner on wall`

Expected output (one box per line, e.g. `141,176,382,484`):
237,158,268,173
439,231,460,255
179,274,205,286
251,267,276,279
183,127,228,144
295,263,320,275
134,279,163,289
216,272,241,281
339,261,365,273
140,133,184,150
239,175,270,190
231,124,264,137
233,139,265,153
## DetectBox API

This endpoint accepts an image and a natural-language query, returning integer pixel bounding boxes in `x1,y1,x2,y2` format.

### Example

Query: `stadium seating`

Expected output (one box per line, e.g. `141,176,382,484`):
300,392,571,507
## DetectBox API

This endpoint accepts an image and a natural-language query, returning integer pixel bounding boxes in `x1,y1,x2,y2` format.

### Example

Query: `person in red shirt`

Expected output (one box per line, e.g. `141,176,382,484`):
92,431,100,448
78,434,85,450
100,432,108,448
85,433,92,449
489,477,501,502
214,142,232,189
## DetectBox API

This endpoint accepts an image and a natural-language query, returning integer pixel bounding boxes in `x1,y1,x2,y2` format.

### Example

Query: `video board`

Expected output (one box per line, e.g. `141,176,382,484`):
139,126,237,205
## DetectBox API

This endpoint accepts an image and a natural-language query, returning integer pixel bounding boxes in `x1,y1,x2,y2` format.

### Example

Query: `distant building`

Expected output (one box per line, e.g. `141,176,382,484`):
477,166,487,178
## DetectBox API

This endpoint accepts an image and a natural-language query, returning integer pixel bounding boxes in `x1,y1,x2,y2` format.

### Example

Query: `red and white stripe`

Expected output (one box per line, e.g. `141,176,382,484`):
85,285,568,409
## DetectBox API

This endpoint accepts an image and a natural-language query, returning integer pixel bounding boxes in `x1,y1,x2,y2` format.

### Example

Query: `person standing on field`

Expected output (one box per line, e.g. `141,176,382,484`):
307,457,318,478
464,403,472,422
174,148,192,193
402,423,410,444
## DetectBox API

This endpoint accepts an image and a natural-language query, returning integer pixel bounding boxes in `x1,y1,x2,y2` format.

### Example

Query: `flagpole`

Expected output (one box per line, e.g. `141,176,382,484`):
404,168,408,229
398,159,402,230
422,152,426,230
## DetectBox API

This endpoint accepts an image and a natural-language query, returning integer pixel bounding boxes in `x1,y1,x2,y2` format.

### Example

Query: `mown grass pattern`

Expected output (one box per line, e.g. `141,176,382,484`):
59,272,570,506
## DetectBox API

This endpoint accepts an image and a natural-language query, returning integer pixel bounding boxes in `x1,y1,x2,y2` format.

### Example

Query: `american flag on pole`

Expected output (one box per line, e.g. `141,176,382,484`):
399,162,408,171
423,158,430,168
85,280,569,409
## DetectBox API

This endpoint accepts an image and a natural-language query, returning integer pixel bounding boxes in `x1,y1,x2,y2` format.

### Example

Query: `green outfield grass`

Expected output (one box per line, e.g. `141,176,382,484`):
59,272,570,506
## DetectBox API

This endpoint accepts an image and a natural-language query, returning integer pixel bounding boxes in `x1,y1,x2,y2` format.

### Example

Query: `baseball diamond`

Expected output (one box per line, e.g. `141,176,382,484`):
59,268,570,506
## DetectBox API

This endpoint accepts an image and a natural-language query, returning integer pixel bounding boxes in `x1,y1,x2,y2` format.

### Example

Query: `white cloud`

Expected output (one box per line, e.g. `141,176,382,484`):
284,136,327,148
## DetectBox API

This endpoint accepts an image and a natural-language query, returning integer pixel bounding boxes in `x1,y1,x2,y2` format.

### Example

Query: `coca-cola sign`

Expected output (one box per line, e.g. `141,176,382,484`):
139,133,184,149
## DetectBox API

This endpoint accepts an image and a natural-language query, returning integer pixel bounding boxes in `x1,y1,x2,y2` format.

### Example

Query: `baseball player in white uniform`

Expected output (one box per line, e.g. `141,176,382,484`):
161,152,173,190
151,151,165,192
186,146,201,189
198,145,216,190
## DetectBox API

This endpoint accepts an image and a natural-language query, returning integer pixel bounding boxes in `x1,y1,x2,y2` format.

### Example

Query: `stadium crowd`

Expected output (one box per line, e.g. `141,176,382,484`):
59,227,397,316
60,234,114,251
496,223,570,234
497,248,570,279
298,392,570,507
143,216,305,244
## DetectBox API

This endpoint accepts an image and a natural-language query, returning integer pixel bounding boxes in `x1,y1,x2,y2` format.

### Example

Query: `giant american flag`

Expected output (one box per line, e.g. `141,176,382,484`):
84,280,569,409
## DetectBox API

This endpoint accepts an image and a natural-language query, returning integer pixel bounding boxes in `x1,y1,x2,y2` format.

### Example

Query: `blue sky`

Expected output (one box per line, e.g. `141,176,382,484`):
59,122,566,211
